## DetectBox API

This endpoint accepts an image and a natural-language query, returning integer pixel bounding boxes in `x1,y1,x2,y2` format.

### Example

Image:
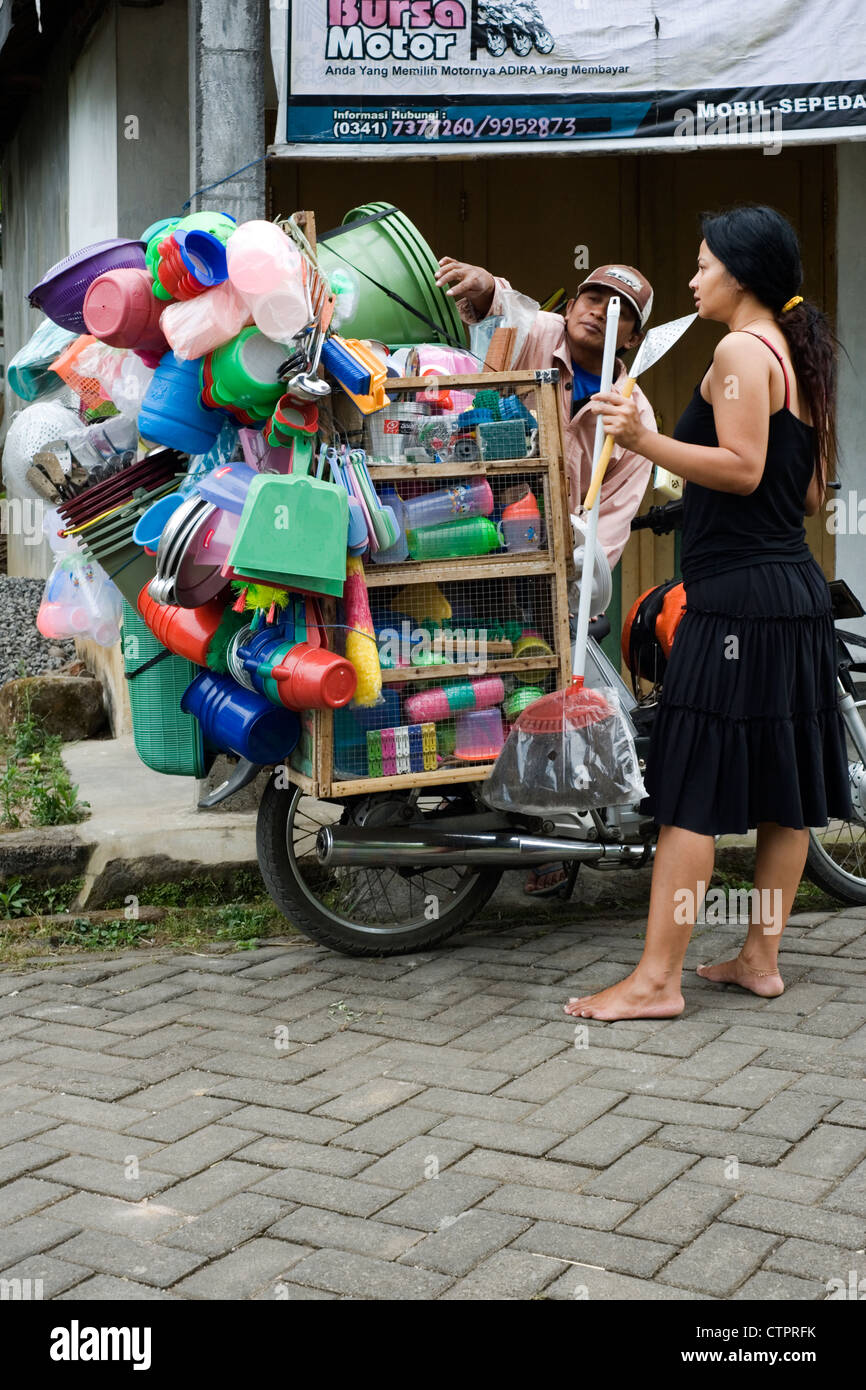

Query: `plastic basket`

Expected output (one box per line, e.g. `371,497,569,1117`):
29,238,147,332
50,336,111,410
121,600,207,777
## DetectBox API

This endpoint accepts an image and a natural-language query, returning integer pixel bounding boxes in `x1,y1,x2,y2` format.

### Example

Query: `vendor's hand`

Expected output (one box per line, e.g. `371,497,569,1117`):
589,388,648,453
435,256,495,313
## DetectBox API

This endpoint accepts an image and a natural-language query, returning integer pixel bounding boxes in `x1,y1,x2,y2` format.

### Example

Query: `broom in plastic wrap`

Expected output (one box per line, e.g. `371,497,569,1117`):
483,296,646,815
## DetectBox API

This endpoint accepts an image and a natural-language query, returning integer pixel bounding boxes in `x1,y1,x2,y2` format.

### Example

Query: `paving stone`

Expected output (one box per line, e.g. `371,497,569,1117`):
764,1237,866,1284
160,1193,289,1257
19,1069,144,1103
269,1206,424,1260
779,1124,866,1180
683,1156,833,1204
631,1021,728,1057
721,1193,866,1246
700,1066,798,1109
795,1004,866,1037
720,1023,850,1056
226,1106,350,1145
55,1274,181,1300
669,1041,766,1082
408,1088,534,1124
448,1016,541,1054
375,1172,498,1232
159,1160,272,1215
732,1269,828,1299
0,1139,68,1184
0,1176,73,1220
581,1070,711,1101
204,1078,335,1113
653,1125,791,1165
37,1124,165,1165
739,1093,837,1141
37,1154,177,1201
617,1177,734,1242
547,1115,659,1167
311,1078,423,1123
47,1190,189,1239
52,1229,204,1288
354,1136,473,1189
252,1167,401,1217
821,1162,866,1217
453,1149,594,1192
286,1247,453,1299
523,1086,627,1133
790,1074,866,1101
544,1265,710,1300
0,1253,90,1298
102,1026,211,1060
427,1113,566,1158
474,1035,567,1075
827,1100,866,1128
512,1219,675,1277
396,1210,529,1276
386,1061,513,1094
482,1184,633,1229
235,1137,376,1177
658,1222,778,1295
439,1249,567,1299
614,1096,749,1130
128,1069,230,1110
332,1104,446,1155
0,1215,81,1264
141,1124,259,1178
252,1283,337,1300
581,1145,698,1201
123,1096,242,1142
30,1093,149,1128
175,1238,312,1299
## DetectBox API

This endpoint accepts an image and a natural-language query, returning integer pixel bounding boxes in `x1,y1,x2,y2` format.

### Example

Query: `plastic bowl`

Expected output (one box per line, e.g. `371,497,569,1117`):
29,239,147,332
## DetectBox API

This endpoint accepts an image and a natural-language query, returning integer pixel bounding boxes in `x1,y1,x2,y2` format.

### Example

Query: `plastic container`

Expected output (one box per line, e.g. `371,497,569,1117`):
505,685,545,720
210,328,287,406
317,202,465,349
138,350,224,455
181,670,300,763
499,491,542,552
512,632,555,685
406,516,501,561
132,493,186,551
178,229,229,287
29,239,147,332
122,599,206,777
405,675,505,723
370,487,408,564
401,479,494,532
454,708,504,761
137,583,230,665
83,268,168,356
239,637,357,711
225,220,308,342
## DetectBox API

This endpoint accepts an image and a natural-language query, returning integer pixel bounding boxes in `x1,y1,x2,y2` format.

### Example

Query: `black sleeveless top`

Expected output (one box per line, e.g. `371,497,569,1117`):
674,334,815,583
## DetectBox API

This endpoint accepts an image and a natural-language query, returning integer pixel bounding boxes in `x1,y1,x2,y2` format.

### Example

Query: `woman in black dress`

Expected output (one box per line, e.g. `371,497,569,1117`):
564,205,852,1022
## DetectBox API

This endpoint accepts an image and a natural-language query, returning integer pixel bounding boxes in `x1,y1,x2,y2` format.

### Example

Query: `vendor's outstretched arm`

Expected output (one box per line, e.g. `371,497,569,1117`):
435,256,499,320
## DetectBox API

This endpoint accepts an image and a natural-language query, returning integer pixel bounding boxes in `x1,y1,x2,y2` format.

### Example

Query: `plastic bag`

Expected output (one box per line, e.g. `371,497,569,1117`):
65,412,139,472
7,319,78,402
482,684,646,815
179,420,240,496
468,287,540,368
160,278,253,360
37,552,123,647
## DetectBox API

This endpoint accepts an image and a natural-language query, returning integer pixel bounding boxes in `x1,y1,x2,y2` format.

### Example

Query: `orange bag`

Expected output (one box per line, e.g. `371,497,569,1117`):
621,579,686,691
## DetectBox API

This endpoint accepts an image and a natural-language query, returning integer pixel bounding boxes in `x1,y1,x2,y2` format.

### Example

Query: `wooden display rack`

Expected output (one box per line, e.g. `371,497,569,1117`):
285,368,575,798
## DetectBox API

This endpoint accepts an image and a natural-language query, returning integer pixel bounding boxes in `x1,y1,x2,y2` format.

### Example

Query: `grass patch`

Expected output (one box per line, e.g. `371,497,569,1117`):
99,870,268,911
0,705,89,832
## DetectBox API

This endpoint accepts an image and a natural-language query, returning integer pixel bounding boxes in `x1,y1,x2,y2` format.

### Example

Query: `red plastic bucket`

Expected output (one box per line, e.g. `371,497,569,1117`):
84,267,168,355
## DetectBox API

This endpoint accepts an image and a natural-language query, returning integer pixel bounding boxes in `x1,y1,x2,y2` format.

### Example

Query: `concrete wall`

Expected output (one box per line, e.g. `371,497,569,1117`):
188,0,265,222
68,8,118,251
835,141,866,635
116,0,190,235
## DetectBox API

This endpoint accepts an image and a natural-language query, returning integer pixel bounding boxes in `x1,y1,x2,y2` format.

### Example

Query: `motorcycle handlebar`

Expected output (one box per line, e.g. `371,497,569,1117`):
630,500,684,534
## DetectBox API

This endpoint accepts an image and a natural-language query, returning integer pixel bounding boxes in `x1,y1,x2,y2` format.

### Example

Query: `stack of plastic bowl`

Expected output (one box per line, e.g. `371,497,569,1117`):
28,238,148,332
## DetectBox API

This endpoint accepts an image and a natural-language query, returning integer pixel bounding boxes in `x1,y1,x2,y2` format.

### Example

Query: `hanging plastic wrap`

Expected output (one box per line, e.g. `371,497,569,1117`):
482,683,646,815
6,319,78,402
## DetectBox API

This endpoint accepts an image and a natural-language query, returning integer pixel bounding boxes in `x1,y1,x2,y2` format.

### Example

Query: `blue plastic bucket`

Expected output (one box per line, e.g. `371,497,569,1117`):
139,350,224,455
180,670,299,763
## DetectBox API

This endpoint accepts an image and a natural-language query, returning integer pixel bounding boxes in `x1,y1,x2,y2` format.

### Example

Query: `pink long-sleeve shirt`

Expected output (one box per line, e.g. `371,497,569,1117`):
457,279,658,569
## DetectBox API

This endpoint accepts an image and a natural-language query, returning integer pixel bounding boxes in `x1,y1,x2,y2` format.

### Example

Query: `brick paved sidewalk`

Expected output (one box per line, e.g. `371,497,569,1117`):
1,906,865,1301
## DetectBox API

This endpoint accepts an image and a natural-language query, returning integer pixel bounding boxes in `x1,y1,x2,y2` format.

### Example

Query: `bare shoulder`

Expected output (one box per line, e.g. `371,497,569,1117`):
712,332,773,366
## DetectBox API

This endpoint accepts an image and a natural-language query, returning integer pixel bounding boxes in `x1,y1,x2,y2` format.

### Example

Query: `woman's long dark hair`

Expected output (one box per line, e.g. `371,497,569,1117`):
701,205,836,491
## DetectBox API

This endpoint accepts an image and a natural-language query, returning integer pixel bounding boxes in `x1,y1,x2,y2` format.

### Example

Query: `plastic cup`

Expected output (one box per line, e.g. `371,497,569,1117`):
454,708,504,761
273,643,357,710
225,221,298,296
407,516,500,561
401,479,493,531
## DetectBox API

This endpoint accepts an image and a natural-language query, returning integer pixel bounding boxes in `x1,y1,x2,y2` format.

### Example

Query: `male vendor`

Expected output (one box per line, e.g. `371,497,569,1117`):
434,256,658,895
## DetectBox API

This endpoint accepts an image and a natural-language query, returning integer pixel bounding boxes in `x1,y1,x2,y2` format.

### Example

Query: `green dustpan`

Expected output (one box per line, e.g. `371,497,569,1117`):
228,455,348,599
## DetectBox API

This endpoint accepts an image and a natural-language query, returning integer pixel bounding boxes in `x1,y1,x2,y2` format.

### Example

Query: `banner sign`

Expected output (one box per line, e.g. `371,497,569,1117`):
270,1,866,156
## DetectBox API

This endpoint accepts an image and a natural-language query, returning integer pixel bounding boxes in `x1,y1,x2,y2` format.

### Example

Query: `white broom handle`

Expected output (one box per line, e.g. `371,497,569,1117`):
572,297,620,681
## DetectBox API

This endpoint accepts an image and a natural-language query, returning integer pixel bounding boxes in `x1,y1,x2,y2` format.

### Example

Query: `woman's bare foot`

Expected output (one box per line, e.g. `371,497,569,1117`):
563,970,685,1021
696,955,784,998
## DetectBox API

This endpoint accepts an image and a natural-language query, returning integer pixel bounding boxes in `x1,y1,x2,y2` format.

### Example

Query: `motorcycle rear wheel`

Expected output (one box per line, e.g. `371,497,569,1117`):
533,28,555,53
510,30,533,56
486,29,508,56
256,778,503,956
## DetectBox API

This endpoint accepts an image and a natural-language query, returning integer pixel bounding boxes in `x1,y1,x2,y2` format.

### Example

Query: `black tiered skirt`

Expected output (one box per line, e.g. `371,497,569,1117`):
644,556,853,835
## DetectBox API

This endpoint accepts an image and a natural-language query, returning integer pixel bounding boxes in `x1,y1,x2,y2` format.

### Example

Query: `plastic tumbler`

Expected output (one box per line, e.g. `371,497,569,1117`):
401,479,494,531
406,516,501,561
499,490,541,552
453,708,504,761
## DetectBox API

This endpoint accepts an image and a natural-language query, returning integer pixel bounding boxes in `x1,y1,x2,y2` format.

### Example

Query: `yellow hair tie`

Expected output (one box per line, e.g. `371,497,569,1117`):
782,295,804,312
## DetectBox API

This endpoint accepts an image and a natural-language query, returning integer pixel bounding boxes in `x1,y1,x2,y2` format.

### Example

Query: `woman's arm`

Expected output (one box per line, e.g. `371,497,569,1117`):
590,333,773,496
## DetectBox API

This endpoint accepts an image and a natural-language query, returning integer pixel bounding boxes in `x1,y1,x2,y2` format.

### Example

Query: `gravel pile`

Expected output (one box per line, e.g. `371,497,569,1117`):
0,575,77,688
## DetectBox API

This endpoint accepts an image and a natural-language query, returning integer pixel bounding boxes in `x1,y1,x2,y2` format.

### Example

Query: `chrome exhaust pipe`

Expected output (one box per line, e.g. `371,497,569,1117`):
317,826,649,869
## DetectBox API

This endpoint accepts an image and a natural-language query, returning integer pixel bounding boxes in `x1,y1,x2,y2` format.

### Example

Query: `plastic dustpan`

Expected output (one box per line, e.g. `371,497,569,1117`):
228,459,348,597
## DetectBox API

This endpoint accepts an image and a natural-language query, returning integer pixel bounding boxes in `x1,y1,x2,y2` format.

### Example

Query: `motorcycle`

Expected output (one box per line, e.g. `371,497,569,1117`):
518,1,555,54
244,494,866,956
475,2,533,59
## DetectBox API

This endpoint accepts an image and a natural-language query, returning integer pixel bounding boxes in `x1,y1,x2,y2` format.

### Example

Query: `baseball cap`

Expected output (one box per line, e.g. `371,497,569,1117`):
576,265,654,329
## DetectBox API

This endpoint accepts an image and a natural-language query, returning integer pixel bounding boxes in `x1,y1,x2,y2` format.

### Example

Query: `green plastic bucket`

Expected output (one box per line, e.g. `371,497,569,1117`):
121,600,207,777
318,202,466,350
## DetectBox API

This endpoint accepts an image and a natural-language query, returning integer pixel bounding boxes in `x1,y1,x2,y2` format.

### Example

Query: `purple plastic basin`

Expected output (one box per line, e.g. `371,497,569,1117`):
29,238,148,332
